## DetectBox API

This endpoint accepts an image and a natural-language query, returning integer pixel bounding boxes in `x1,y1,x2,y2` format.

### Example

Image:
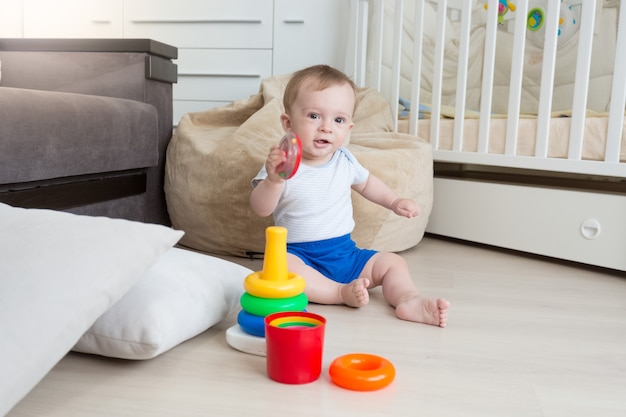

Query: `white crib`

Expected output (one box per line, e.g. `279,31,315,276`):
350,0,626,271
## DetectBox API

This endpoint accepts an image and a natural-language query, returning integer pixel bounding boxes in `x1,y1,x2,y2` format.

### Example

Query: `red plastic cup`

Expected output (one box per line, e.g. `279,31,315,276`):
265,311,326,384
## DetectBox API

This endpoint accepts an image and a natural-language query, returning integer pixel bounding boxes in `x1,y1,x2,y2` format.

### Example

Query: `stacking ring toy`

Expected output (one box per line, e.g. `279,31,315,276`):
226,325,266,356
240,292,308,317
244,271,306,298
276,132,302,179
238,309,312,336
237,310,266,337
329,353,396,391
267,315,323,328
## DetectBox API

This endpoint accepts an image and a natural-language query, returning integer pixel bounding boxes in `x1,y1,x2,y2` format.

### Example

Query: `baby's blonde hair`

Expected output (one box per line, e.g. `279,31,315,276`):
283,65,358,114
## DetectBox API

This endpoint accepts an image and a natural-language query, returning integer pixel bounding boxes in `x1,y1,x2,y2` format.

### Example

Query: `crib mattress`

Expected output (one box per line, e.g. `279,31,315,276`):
398,116,626,164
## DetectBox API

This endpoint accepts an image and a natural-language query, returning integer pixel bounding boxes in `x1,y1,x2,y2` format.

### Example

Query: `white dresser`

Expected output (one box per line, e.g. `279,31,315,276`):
2,0,351,123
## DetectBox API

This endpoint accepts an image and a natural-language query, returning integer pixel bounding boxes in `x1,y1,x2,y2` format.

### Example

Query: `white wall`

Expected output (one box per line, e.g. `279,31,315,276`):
0,0,24,37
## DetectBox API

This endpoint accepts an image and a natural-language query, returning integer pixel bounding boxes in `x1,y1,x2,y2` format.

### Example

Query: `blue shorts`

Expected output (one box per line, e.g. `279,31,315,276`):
287,234,377,284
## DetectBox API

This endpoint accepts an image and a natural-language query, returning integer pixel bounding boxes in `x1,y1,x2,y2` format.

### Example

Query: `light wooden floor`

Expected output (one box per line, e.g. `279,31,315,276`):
9,236,626,417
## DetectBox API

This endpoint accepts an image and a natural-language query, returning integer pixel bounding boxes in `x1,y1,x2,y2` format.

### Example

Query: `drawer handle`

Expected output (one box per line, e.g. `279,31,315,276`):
131,19,263,24
580,219,602,240
179,72,261,78
283,19,305,24
91,19,112,24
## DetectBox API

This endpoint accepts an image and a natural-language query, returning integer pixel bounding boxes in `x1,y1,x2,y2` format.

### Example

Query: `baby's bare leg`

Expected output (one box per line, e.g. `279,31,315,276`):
287,253,369,307
361,252,449,327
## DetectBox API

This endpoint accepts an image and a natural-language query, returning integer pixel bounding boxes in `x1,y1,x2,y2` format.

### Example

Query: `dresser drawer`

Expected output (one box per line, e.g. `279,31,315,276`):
23,0,123,38
273,0,350,75
124,0,273,48
174,48,272,102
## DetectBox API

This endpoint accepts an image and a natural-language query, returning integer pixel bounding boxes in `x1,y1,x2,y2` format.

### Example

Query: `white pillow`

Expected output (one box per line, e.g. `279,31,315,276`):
73,247,250,360
0,204,183,417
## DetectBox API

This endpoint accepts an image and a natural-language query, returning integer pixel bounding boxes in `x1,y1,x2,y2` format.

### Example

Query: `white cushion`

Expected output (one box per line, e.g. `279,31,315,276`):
0,204,183,417
73,247,250,360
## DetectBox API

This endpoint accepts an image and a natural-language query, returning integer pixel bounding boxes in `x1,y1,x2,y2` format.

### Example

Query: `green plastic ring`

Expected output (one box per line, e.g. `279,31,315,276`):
240,292,308,317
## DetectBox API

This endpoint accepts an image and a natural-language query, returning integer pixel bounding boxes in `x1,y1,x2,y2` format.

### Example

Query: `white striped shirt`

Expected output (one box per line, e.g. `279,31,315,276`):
253,147,369,243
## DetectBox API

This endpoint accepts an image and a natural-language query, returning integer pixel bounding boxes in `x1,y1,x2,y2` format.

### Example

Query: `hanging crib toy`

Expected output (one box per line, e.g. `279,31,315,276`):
526,1,580,48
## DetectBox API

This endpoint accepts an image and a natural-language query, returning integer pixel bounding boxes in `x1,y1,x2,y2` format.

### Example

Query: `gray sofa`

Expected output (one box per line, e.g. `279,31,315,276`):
0,38,177,225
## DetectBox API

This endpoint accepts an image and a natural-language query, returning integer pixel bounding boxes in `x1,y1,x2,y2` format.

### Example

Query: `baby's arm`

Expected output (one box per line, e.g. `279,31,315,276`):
353,174,420,218
249,146,286,217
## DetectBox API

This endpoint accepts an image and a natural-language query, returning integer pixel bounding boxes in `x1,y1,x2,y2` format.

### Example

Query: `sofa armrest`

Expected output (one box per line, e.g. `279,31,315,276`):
0,39,177,99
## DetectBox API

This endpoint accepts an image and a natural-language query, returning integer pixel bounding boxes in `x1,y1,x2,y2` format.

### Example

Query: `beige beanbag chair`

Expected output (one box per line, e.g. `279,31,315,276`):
165,75,433,257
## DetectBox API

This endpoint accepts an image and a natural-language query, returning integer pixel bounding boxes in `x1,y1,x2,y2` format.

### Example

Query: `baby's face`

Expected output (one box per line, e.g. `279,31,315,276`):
283,82,355,166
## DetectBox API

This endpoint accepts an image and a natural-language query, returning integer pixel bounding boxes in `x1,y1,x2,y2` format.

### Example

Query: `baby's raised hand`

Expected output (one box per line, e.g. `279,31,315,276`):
391,198,420,218
265,145,287,183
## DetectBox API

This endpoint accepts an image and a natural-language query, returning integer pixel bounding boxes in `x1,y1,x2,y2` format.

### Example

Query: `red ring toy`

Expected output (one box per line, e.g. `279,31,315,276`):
329,353,396,391
276,132,302,179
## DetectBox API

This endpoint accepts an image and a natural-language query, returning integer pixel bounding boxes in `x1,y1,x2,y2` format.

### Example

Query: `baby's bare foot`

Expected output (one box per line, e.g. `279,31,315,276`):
395,296,449,327
340,278,370,307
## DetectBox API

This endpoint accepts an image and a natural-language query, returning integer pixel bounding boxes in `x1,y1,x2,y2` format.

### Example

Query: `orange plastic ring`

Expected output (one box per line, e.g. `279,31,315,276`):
329,353,396,391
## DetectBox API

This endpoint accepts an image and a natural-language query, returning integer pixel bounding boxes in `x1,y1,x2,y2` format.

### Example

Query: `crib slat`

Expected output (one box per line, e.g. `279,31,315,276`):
351,0,367,87
388,0,404,131
606,0,626,164
534,0,560,158
505,0,529,157
367,0,384,91
359,0,371,87
477,0,498,154
568,1,596,161
348,0,357,83
408,0,425,136
451,1,472,152
429,0,448,149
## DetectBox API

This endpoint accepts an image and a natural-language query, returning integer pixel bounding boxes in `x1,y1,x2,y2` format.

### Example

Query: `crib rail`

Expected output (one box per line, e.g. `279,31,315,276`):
352,0,626,177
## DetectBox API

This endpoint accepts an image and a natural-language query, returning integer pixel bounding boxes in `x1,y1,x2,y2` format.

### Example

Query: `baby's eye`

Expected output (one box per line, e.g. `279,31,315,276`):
335,117,345,124
308,113,320,120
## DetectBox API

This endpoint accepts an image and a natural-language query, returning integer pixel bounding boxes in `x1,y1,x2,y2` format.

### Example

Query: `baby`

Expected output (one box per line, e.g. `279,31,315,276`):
250,65,449,327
